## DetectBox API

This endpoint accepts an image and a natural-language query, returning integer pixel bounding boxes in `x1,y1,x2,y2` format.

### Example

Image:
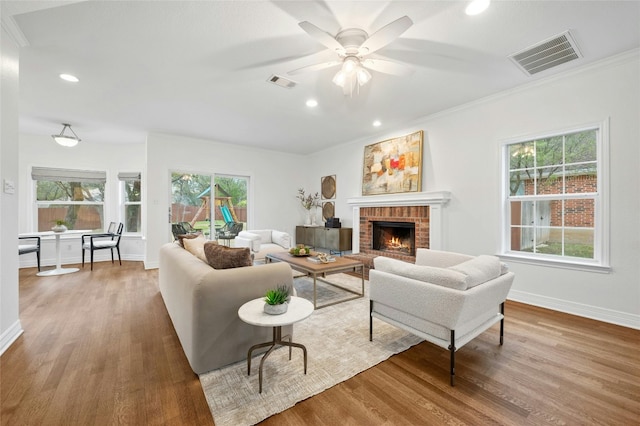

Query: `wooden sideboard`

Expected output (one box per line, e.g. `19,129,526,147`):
295,226,352,254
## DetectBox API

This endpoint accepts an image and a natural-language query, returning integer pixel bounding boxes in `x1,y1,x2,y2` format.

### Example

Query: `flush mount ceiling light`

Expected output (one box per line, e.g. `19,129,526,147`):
59,73,79,82
373,120,382,127
51,123,81,147
306,99,318,107
466,0,490,15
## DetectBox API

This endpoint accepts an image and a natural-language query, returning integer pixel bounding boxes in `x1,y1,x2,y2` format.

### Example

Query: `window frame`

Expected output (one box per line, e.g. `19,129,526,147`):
32,167,107,232
500,120,610,273
119,172,142,234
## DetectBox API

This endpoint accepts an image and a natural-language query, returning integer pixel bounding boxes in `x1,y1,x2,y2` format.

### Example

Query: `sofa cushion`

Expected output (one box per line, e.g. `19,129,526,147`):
204,243,252,269
374,256,470,290
415,248,474,268
449,255,503,289
271,230,291,249
252,230,273,244
182,235,208,262
176,233,199,248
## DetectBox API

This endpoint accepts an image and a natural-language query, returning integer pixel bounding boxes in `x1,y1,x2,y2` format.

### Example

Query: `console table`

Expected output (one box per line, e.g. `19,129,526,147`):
295,226,352,255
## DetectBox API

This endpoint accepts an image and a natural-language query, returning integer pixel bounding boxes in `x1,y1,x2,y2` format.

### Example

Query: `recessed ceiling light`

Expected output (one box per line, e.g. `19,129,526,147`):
465,0,490,16
373,120,382,127
60,73,79,82
306,99,318,108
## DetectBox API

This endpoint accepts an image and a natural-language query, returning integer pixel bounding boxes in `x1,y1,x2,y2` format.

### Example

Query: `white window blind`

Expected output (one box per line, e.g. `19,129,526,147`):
31,167,106,183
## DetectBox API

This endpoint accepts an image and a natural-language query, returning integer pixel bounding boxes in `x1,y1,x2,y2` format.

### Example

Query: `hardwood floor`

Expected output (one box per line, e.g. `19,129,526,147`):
2,263,639,425
2,262,213,425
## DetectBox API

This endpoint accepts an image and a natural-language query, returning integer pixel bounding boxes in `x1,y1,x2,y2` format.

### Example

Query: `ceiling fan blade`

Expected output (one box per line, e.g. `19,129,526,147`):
299,21,345,54
288,60,341,76
362,58,414,77
359,16,413,55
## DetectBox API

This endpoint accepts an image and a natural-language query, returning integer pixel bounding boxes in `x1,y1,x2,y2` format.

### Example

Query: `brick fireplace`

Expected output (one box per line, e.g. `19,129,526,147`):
359,206,429,262
347,191,451,260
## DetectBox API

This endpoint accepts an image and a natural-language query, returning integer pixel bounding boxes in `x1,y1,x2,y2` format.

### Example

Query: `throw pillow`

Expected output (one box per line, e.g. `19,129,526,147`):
373,256,469,290
176,233,199,248
204,243,252,269
449,255,502,289
182,235,208,262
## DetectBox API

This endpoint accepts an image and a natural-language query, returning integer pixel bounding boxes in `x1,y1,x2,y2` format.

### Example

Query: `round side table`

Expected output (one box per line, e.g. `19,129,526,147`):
238,296,314,393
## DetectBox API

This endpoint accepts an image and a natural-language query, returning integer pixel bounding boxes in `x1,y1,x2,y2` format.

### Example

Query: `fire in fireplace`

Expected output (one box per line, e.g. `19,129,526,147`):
372,221,415,256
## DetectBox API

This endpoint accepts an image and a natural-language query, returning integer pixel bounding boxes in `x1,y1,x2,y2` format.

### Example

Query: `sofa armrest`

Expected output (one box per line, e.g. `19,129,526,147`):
236,231,261,252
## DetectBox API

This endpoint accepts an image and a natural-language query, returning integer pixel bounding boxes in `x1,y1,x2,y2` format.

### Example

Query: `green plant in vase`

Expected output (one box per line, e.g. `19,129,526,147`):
264,285,290,315
51,219,69,233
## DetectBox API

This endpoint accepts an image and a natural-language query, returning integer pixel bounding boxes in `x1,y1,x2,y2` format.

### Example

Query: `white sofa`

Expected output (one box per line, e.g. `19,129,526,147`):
369,248,514,385
159,242,295,374
235,229,291,262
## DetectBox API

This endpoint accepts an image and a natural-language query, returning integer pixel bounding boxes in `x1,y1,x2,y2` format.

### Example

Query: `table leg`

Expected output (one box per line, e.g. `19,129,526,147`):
55,234,62,269
246,326,307,393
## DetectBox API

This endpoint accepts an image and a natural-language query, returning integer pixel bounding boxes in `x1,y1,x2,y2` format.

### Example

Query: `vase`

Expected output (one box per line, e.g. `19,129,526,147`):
304,210,312,225
51,224,67,233
264,303,288,315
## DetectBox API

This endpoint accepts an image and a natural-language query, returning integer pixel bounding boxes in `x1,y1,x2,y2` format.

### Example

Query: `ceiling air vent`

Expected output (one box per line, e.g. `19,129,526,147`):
267,74,297,89
509,31,582,76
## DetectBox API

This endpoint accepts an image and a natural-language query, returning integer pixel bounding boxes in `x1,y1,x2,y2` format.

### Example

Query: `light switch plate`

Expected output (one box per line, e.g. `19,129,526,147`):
3,179,15,194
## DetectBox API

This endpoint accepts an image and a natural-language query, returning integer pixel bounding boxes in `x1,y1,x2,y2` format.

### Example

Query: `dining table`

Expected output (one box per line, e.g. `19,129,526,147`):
19,229,90,277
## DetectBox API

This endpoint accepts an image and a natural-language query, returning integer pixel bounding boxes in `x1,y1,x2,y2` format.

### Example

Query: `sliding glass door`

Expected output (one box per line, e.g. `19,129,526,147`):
170,172,249,241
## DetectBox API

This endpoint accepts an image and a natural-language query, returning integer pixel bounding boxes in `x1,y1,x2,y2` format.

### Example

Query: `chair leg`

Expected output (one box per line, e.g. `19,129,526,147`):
82,248,85,268
90,250,94,271
36,250,41,272
369,300,373,342
116,246,121,266
500,302,505,345
448,330,456,386
111,248,114,264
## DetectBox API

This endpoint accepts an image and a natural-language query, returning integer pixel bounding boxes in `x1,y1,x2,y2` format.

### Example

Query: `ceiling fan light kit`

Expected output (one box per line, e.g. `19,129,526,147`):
290,16,414,96
52,123,81,147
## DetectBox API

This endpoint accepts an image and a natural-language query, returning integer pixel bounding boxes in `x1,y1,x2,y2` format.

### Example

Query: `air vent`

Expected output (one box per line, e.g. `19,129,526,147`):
267,74,297,89
509,31,582,76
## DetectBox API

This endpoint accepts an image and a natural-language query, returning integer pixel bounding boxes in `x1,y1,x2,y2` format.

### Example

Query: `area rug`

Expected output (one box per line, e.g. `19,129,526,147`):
198,274,423,426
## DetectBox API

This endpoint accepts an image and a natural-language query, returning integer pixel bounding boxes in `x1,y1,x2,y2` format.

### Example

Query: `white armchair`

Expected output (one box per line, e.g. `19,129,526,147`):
369,249,515,385
235,229,291,262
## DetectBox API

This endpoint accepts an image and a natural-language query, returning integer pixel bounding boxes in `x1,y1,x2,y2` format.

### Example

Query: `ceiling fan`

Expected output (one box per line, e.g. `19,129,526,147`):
288,16,414,95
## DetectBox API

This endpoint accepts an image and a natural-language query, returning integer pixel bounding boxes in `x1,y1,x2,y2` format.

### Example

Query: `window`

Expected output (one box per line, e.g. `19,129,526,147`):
502,124,608,269
119,172,141,233
32,167,106,232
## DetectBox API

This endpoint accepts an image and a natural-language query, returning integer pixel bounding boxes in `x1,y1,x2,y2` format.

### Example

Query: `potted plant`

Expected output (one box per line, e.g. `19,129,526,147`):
51,219,68,233
263,285,290,315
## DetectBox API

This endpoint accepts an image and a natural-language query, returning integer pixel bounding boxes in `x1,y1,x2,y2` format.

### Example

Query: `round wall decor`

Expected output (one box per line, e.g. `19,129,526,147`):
321,175,336,199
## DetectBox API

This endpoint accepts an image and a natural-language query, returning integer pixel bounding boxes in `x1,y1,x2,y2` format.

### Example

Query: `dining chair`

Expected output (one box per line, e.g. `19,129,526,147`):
81,222,123,270
19,236,41,271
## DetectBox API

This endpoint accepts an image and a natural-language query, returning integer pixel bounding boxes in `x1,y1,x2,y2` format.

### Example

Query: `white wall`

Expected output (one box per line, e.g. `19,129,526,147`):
307,52,640,328
144,132,309,269
18,134,146,267
0,27,22,354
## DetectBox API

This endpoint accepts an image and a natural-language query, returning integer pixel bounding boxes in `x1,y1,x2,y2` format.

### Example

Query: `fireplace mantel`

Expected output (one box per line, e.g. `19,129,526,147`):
347,191,451,253
346,191,451,208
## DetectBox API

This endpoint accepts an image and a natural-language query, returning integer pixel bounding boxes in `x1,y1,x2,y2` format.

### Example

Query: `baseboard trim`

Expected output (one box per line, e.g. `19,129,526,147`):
508,289,640,330
0,320,23,356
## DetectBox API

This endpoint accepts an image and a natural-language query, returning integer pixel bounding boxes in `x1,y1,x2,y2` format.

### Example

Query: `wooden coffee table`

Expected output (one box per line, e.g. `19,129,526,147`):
266,251,364,309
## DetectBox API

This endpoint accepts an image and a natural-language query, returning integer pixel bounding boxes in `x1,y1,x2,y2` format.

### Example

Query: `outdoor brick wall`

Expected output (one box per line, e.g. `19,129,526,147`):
523,174,596,227
359,206,429,263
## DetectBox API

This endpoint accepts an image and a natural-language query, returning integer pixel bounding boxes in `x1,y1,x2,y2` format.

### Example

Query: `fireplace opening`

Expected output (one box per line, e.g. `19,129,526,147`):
372,221,415,256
